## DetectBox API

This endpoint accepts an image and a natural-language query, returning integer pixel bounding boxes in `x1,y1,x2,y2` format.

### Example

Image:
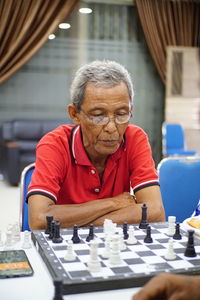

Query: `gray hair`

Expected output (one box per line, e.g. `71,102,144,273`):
70,60,134,110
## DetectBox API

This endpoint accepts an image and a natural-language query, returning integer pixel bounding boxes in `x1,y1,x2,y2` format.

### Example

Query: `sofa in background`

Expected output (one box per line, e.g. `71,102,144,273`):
0,119,70,185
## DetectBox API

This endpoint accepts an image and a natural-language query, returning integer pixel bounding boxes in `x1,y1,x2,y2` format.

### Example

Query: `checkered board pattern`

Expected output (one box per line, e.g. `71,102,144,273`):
31,222,200,295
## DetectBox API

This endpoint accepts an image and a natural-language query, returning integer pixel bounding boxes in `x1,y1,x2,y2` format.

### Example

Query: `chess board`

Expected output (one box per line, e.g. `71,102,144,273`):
31,222,200,295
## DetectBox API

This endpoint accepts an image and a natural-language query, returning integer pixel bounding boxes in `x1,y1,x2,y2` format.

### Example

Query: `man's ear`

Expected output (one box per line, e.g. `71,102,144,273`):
67,104,81,125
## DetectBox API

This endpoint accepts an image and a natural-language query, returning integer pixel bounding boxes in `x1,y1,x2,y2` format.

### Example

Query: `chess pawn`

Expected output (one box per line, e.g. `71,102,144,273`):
88,240,101,272
13,222,21,243
127,226,137,245
173,223,182,240
165,238,176,260
123,222,129,239
4,230,13,250
0,230,4,247
64,240,76,261
22,230,32,249
144,225,153,243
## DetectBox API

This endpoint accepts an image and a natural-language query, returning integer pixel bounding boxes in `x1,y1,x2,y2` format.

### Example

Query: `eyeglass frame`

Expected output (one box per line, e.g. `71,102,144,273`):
79,108,132,126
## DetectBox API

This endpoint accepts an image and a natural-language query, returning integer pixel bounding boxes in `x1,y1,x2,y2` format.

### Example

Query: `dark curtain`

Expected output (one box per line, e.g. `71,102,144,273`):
135,0,200,84
0,0,79,84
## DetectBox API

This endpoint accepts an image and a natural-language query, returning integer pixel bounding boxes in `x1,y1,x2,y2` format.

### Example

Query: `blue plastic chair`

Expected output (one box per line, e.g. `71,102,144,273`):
20,163,35,231
162,123,197,156
158,157,200,222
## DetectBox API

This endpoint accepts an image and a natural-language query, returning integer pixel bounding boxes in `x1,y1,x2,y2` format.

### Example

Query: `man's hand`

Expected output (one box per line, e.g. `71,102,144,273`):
110,192,136,209
132,273,200,300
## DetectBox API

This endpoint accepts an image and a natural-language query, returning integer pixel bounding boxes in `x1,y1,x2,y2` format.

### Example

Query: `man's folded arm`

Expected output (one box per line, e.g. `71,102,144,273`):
28,192,135,229
91,186,166,226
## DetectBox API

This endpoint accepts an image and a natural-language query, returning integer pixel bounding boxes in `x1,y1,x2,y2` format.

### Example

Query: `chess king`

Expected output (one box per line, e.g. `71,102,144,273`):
27,60,165,229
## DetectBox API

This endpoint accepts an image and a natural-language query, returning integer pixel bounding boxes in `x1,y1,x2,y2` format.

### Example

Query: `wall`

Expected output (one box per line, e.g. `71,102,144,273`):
0,3,164,163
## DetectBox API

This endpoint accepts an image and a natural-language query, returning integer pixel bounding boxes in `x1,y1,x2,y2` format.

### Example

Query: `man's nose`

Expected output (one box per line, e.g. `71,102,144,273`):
103,117,117,132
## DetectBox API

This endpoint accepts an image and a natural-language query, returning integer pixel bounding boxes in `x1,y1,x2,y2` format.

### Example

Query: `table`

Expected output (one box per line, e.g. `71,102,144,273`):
0,234,140,300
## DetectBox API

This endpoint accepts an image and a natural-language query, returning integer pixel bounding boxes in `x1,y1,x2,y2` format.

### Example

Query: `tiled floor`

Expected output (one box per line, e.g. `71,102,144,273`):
0,179,20,231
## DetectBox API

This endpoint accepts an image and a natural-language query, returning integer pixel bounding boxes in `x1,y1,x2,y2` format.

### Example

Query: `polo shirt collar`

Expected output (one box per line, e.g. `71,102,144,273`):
71,126,125,166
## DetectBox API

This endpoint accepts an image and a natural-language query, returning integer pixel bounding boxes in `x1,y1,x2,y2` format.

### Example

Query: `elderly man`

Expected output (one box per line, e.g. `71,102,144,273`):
28,60,165,229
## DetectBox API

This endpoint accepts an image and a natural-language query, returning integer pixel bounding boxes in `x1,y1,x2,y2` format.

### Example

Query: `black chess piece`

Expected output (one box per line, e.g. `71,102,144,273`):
144,225,153,243
123,222,129,240
173,223,182,240
49,220,55,239
184,230,197,257
139,204,149,229
86,224,94,242
45,216,53,234
53,278,63,300
52,221,63,243
71,224,81,243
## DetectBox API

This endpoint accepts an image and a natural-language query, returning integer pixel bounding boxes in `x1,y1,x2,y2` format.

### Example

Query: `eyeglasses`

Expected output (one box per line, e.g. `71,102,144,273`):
80,109,132,126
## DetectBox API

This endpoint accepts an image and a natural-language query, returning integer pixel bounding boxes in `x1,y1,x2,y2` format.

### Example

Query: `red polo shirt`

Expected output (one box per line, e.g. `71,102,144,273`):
27,124,159,204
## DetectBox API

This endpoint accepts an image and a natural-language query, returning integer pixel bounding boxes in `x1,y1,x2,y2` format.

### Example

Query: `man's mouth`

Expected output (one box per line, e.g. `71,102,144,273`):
99,140,119,146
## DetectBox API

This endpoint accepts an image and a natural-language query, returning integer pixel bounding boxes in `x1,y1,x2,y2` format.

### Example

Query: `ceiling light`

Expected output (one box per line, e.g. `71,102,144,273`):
79,8,92,14
48,34,56,40
59,23,71,29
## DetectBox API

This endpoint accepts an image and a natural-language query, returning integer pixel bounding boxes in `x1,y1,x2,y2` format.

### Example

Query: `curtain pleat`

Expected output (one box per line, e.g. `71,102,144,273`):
0,0,79,84
135,0,200,84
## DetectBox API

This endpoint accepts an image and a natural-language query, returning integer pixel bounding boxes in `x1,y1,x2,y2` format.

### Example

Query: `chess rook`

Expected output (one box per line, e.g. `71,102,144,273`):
52,221,63,243
184,230,197,257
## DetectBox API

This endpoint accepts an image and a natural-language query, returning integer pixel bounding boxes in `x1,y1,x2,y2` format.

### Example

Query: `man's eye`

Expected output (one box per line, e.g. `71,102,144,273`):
93,114,104,117
117,112,127,116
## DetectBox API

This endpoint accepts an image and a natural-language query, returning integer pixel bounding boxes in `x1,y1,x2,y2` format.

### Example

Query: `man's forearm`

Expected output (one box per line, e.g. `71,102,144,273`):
45,199,117,228
91,201,165,226
29,192,134,229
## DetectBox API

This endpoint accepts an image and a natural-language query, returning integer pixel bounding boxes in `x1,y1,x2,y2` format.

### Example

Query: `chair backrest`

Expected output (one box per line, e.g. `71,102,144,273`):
162,123,197,156
20,163,35,231
162,123,184,155
158,157,200,222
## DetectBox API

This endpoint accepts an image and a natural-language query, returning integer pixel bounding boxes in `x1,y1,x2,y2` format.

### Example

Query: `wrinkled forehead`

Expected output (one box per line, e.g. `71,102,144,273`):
82,82,132,108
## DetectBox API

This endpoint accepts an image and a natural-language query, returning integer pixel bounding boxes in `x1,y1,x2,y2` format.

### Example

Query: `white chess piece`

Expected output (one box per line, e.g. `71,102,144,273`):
109,235,122,265
13,222,21,243
104,219,117,237
0,230,4,247
165,238,176,260
64,240,76,261
4,230,13,250
101,236,111,258
167,216,176,236
88,240,101,272
127,225,137,245
22,231,32,249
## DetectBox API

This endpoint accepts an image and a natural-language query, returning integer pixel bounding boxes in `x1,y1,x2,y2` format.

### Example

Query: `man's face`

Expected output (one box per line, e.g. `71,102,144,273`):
77,81,131,159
